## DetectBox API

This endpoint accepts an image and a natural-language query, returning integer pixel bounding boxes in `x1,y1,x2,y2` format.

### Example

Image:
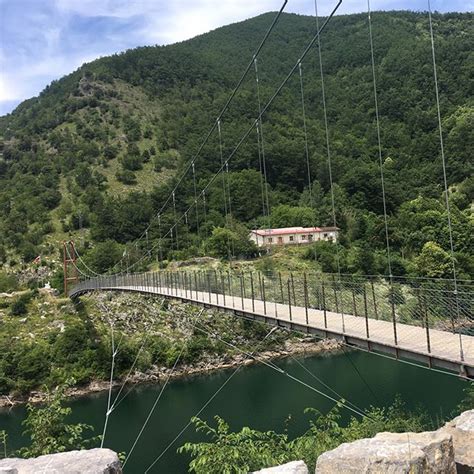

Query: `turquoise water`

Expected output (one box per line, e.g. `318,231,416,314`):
0,351,468,473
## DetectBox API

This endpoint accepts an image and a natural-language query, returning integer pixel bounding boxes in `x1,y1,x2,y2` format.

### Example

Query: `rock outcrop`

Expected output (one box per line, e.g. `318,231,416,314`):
0,448,121,474
252,460,309,473
438,409,474,472
315,430,456,473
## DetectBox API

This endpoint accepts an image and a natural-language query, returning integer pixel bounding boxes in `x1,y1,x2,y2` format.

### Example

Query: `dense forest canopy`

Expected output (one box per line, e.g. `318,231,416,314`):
0,10,472,280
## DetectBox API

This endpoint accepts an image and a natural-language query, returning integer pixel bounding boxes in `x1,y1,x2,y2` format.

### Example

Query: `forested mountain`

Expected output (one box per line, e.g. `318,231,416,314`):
0,11,473,281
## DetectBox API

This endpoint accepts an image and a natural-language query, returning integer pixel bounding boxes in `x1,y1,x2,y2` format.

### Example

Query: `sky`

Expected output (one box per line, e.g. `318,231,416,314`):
0,0,471,116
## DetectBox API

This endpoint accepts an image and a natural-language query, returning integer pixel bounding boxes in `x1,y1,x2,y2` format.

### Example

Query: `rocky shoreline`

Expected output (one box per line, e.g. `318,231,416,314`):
0,338,341,408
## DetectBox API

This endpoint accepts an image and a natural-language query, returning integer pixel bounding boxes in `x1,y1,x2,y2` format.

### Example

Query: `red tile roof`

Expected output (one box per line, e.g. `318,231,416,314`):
251,226,339,236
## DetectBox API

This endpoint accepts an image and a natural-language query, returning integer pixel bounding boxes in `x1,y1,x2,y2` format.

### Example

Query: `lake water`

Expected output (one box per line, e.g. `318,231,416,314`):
0,350,468,473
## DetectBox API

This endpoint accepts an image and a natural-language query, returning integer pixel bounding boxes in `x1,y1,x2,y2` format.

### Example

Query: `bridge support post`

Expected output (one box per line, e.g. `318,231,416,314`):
250,272,255,313
279,272,284,304
227,271,233,308
351,279,358,317
207,272,211,303
363,283,370,339
422,292,431,353
371,280,378,319
221,272,226,306
287,279,292,321
390,283,398,346
290,273,296,305
322,282,327,329
332,275,339,314
240,273,244,310
303,272,309,325
214,270,219,305
315,278,321,310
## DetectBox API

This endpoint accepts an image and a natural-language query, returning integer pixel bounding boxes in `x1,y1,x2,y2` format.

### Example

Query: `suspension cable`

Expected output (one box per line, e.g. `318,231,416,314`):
190,320,370,419
314,0,344,332
217,119,228,218
254,56,271,217
114,1,343,274
256,122,267,218
122,342,187,468
427,0,463,360
367,0,392,278
109,3,290,273
143,325,281,472
217,119,233,260
100,308,116,448
192,163,200,237
298,61,313,207
172,191,179,250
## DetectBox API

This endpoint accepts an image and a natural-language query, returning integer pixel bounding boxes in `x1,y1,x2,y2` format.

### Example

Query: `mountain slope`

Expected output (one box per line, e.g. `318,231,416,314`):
0,11,472,279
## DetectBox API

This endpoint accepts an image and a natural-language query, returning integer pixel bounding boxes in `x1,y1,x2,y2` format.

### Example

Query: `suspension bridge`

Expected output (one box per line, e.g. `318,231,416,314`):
62,0,473,379
58,1,474,469
69,270,474,378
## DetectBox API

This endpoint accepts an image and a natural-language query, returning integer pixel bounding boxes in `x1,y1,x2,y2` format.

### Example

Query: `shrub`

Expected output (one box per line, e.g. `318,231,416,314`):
0,272,17,292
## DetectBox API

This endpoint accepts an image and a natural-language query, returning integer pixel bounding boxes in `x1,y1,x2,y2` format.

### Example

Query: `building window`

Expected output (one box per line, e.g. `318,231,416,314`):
323,233,328,238
289,236,294,242
301,235,306,240
268,237,273,243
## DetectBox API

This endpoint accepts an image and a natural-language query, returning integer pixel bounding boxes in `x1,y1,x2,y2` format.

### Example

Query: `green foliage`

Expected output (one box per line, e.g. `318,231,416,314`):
0,430,6,459
204,227,257,259
0,272,18,292
82,240,124,273
415,241,454,278
0,11,472,278
19,380,99,458
10,291,34,316
180,398,432,473
270,205,316,228
179,416,290,473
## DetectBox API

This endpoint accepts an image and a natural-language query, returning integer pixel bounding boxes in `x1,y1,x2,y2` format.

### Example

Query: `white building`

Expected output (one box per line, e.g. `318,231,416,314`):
249,226,339,248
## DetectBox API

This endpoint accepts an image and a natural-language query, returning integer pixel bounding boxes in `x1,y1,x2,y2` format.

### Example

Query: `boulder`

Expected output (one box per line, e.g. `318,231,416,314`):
252,460,309,473
438,409,474,472
315,430,455,473
0,448,122,474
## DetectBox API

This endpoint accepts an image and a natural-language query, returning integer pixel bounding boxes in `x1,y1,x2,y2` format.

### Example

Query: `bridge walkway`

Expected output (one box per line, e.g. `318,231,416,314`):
86,283,474,378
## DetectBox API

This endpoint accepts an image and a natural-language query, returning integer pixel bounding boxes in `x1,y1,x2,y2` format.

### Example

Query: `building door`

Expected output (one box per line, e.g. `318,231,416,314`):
278,236,283,245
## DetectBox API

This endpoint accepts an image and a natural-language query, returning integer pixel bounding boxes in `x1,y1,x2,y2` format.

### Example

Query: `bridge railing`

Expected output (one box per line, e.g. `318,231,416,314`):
69,269,472,363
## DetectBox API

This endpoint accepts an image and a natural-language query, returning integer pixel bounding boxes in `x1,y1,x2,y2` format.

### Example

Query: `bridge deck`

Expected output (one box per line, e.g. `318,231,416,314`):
88,284,474,378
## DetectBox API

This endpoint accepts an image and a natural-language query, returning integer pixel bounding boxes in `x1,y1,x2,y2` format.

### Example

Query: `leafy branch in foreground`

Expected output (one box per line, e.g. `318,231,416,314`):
18,379,100,458
179,397,433,473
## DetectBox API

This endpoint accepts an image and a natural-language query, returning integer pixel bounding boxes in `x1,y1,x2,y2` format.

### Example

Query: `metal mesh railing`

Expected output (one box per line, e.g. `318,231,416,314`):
70,269,473,363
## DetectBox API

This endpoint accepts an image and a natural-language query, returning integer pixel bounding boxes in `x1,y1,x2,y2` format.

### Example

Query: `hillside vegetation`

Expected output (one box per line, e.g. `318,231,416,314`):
0,11,472,282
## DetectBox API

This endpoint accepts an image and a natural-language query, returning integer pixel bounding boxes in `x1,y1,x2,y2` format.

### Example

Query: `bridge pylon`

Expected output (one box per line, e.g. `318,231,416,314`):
63,240,79,295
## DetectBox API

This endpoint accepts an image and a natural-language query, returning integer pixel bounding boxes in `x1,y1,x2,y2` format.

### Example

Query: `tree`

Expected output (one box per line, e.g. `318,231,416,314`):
19,380,98,458
83,240,124,273
74,163,92,189
270,205,316,228
204,227,256,259
415,241,454,278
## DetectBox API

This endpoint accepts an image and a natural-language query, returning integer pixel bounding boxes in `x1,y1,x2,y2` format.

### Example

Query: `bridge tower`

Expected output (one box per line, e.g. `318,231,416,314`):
63,240,79,295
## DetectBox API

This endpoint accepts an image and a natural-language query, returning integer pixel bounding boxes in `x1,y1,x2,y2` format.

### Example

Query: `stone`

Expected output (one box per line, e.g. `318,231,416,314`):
0,448,122,474
252,460,309,473
315,430,455,473
438,409,474,472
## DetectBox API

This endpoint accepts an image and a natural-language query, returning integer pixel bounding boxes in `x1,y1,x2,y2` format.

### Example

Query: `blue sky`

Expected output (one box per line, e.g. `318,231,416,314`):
0,0,472,116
